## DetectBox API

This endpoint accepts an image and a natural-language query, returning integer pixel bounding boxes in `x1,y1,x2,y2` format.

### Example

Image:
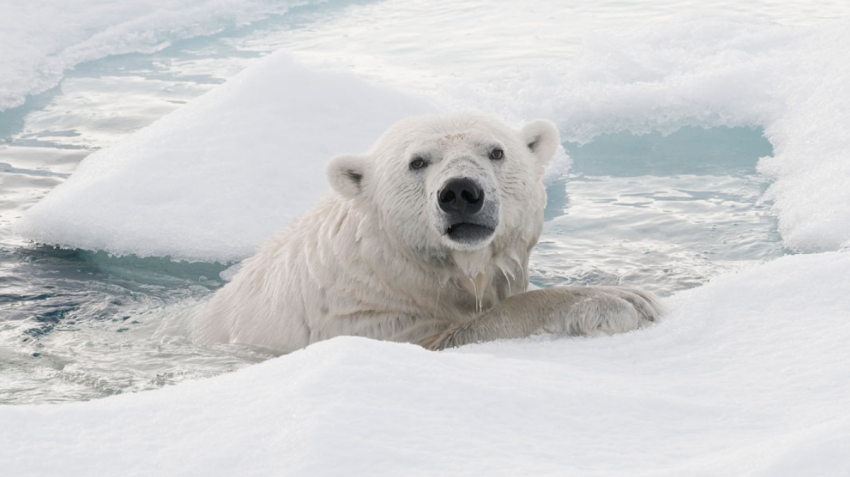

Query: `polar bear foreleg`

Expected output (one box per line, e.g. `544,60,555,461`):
420,286,665,350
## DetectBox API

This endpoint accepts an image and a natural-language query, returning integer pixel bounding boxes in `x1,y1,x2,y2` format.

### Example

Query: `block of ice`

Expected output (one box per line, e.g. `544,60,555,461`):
14,52,435,262
2,251,850,475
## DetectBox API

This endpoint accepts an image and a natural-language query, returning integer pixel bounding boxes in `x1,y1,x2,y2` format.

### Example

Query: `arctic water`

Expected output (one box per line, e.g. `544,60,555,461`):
0,0,836,404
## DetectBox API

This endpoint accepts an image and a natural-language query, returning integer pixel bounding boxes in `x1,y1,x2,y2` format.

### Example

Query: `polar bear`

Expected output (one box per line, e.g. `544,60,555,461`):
194,112,664,351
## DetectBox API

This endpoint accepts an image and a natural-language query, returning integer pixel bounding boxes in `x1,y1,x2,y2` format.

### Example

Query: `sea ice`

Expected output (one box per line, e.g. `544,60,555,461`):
15,12,850,257
0,0,315,112
14,52,435,262
491,19,850,253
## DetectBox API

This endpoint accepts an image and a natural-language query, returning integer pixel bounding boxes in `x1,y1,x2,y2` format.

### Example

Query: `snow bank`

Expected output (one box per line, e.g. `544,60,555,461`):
14,51,435,262
3,251,850,476
0,0,317,112
511,19,850,253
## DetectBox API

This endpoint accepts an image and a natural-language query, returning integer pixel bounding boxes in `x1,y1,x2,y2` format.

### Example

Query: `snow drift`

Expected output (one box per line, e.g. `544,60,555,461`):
2,251,850,476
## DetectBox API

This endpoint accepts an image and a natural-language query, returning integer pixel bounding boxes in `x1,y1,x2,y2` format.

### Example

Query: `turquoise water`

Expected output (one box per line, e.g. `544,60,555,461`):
0,2,789,404
532,127,782,293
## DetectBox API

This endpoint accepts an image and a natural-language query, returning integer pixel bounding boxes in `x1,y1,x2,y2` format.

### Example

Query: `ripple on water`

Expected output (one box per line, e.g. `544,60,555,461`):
0,247,277,404
531,127,785,294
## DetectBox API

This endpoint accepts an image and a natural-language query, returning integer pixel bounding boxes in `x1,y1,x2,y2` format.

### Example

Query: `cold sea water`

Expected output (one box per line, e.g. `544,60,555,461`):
1,0,846,404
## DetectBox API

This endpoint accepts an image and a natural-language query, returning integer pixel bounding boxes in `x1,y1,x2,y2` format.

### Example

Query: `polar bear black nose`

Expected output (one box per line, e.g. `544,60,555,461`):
439,178,484,216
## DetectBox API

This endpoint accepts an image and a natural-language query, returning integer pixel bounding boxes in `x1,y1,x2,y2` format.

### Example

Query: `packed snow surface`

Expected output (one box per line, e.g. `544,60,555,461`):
2,251,850,476
15,51,435,262
0,0,317,112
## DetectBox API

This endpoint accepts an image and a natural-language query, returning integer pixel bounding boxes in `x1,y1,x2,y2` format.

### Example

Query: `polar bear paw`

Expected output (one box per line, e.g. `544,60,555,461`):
421,285,666,350
553,286,666,336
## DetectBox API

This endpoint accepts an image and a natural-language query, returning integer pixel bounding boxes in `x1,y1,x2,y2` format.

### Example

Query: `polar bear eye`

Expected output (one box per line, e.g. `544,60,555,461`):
489,148,504,161
409,157,428,170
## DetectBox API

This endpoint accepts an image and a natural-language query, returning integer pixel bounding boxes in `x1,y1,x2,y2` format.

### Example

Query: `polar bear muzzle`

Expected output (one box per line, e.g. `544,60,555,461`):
438,176,497,245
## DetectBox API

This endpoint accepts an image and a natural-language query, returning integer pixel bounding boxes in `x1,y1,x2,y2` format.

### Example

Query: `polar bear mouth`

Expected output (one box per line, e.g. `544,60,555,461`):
445,222,496,243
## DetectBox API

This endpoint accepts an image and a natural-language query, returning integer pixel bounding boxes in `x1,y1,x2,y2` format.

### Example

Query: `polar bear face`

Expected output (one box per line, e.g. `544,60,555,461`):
326,112,560,264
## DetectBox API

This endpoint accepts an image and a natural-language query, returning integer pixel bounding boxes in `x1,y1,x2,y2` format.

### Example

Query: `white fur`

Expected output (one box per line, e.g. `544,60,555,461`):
194,112,663,352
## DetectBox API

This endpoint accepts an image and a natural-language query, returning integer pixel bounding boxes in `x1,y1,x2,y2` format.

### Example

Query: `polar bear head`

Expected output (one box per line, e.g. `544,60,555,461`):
326,112,559,273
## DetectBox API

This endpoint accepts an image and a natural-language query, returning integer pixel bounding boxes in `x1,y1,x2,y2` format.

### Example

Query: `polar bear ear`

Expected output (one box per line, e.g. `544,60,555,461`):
521,119,560,167
326,154,370,199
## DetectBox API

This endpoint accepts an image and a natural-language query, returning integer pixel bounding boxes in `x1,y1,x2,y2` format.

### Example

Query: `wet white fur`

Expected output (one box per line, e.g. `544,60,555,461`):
194,112,663,351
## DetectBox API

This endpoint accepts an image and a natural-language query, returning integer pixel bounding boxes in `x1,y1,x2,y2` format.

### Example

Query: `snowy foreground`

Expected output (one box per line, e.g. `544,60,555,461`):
3,251,850,476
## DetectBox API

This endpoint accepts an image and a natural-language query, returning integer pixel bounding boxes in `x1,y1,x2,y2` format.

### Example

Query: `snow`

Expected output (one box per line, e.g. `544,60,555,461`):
517,19,850,253
14,51,435,262
0,0,315,112
555,21,850,253
542,19,850,253
3,251,850,476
